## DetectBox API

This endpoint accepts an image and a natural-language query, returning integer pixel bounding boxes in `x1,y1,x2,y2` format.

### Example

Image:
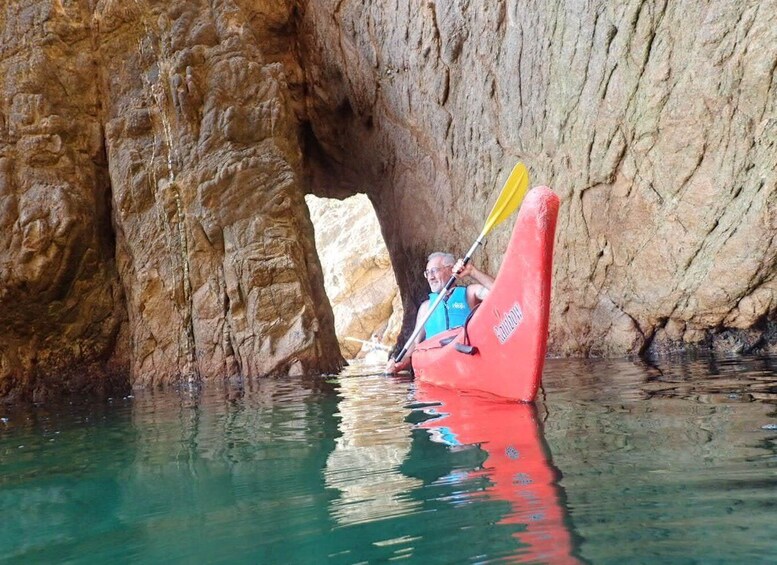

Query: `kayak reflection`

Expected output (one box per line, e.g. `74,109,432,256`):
415,381,582,564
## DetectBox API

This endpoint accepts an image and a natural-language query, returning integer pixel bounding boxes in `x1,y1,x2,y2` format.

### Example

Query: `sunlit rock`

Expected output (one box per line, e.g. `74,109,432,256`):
306,194,401,358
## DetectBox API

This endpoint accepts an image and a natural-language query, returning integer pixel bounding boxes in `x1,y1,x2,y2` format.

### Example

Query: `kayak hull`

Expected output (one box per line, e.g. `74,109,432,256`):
411,186,560,402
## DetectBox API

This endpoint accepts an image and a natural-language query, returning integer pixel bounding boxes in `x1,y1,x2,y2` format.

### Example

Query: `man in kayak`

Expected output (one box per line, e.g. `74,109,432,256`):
385,252,494,373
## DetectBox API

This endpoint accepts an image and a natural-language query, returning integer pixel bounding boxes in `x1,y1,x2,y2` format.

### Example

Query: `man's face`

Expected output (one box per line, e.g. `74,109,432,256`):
424,258,452,294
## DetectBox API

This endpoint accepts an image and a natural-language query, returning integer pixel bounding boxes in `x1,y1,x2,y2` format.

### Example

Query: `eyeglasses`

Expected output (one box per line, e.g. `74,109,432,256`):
423,266,452,278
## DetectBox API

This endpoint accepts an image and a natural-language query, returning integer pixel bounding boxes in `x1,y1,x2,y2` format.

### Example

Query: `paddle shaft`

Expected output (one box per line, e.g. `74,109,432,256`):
394,238,482,364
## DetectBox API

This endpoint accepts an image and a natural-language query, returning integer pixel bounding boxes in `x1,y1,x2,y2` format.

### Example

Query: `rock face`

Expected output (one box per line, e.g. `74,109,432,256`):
306,194,401,358
98,1,342,386
0,1,127,399
298,0,777,356
0,1,775,400
0,1,341,399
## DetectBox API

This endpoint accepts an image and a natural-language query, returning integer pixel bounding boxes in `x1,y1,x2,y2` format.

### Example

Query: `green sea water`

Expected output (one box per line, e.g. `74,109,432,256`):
1,355,776,564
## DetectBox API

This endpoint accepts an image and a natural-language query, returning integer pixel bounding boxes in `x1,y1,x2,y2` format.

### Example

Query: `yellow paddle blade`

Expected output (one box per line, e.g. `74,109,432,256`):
479,162,530,240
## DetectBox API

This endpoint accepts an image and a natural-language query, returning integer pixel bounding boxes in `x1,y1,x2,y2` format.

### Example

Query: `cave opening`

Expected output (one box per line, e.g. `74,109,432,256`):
305,192,403,364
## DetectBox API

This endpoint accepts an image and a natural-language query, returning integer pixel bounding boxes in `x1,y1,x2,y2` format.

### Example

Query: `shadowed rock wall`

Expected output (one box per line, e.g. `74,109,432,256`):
298,0,777,356
0,0,126,399
0,0,341,399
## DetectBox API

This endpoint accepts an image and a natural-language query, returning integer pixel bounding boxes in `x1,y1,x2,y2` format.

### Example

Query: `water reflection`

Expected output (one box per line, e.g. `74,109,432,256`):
642,355,777,403
415,382,583,564
325,373,422,525
1,355,775,563
118,380,340,563
320,368,583,562
0,400,137,563
0,380,343,563
540,356,777,564
542,355,777,405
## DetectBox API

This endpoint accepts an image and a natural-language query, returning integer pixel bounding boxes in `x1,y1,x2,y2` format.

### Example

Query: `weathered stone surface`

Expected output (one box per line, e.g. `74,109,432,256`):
1,0,775,401
298,0,777,357
306,193,401,358
0,0,341,398
97,0,342,386
0,0,126,400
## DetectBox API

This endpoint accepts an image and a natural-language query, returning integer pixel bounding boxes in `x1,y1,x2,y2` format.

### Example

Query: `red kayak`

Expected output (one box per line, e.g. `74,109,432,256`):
415,381,580,563
412,186,560,402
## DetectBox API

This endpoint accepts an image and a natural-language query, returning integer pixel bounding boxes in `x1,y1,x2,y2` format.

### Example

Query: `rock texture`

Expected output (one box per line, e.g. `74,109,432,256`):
0,0,341,399
1,0,775,400
0,0,126,399
98,0,342,386
298,0,777,357
306,193,401,358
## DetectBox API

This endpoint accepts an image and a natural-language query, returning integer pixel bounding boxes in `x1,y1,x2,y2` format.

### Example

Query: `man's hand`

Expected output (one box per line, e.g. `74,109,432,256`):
385,356,412,374
453,258,473,278
454,258,495,308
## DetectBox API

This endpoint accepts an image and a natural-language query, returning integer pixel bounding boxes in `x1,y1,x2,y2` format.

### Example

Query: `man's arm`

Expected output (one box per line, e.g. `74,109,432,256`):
453,260,495,308
385,300,429,373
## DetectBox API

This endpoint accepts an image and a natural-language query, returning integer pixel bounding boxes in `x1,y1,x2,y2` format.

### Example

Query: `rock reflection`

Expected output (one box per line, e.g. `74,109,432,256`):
121,380,339,563
0,400,137,562
542,357,777,476
641,355,777,403
540,356,777,564
325,374,422,525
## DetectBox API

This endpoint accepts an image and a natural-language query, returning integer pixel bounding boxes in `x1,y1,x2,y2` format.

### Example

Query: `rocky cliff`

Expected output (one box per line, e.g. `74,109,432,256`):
1,1,775,399
0,0,342,399
299,0,776,356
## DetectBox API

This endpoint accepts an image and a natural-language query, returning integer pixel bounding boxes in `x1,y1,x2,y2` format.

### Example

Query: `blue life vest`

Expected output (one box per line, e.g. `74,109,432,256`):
424,287,471,338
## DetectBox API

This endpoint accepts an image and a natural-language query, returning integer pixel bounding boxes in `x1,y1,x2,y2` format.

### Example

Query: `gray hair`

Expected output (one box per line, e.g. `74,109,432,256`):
427,252,455,266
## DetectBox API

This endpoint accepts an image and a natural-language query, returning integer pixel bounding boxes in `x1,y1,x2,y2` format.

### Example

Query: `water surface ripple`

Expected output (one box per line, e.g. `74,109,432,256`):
1,355,775,563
